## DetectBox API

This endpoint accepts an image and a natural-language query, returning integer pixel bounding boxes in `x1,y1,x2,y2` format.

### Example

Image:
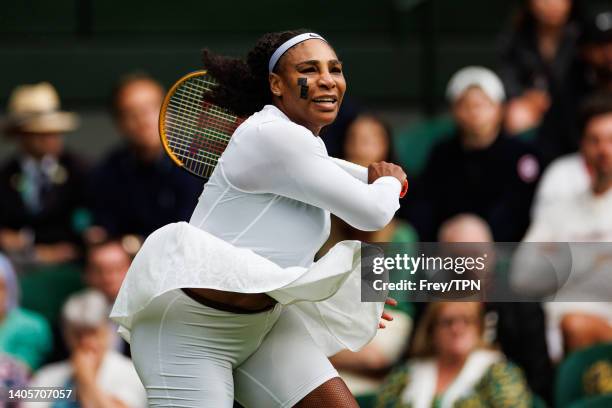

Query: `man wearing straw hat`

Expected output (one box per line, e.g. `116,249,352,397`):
0,82,87,264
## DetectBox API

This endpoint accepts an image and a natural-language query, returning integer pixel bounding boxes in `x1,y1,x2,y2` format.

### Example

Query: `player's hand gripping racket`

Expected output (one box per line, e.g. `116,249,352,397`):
159,70,408,197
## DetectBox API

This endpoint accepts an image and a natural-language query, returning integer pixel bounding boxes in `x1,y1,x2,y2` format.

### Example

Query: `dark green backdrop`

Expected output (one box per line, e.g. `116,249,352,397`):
1,0,521,110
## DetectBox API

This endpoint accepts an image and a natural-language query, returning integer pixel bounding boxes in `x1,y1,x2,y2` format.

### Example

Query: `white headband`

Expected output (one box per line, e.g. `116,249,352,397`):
268,33,327,73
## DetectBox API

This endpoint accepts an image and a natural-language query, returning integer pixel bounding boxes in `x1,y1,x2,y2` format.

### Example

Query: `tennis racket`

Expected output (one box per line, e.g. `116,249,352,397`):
159,70,408,197
159,70,243,181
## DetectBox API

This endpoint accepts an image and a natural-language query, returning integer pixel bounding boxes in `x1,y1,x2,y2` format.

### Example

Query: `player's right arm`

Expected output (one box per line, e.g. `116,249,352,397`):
221,121,404,231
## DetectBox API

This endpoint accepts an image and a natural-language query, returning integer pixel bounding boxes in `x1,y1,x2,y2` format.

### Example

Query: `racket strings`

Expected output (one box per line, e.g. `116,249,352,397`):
170,86,230,139
162,73,244,178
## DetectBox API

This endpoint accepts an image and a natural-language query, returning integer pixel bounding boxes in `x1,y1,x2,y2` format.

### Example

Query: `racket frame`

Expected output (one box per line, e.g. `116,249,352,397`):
159,70,209,171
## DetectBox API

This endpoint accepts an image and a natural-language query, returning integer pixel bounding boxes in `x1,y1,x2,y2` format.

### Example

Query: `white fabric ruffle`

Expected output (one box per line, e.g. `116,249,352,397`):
110,222,385,356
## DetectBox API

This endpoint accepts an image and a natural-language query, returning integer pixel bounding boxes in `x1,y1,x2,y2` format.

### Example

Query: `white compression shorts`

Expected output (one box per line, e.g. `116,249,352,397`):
130,289,338,408
233,305,339,408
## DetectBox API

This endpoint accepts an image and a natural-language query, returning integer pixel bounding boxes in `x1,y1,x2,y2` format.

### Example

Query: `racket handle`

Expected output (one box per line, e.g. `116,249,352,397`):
400,179,409,198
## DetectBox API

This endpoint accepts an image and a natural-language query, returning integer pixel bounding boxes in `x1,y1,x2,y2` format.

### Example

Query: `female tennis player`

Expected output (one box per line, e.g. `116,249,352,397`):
111,29,406,407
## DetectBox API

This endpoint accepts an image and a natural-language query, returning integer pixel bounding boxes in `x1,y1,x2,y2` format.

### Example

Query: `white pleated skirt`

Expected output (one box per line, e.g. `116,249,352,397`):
109,222,385,356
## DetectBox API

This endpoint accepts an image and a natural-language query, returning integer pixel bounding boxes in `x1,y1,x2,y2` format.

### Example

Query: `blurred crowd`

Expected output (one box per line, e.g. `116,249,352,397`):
1,1,611,407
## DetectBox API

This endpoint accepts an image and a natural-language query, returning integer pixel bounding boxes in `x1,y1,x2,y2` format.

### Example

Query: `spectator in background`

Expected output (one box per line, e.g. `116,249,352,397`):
514,92,612,361
406,67,540,242
375,302,532,408
0,253,52,371
438,214,553,403
499,0,579,135
530,7,612,217
536,4,612,165
320,114,417,251
87,73,203,239
529,150,589,220
85,240,129,304
0,352,30,407
580,6,612,93
26,290,146,408
84,239,131,356
0,82,87,265
319,114,414,400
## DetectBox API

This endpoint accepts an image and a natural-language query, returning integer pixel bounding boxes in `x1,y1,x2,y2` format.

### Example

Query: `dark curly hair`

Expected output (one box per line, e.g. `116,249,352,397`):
203,29,325,117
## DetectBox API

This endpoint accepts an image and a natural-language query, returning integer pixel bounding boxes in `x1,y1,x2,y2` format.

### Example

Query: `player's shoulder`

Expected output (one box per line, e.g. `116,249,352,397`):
238,105,317,150
260,105,312,135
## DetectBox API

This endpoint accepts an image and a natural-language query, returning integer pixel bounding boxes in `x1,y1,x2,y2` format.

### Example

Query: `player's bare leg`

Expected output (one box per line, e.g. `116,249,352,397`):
294,377,359,408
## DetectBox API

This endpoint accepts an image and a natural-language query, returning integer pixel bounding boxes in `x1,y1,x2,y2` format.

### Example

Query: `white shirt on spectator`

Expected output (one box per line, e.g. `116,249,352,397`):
525,187,612,241
519,187,612,361
25,350,146,408
530,153,590,219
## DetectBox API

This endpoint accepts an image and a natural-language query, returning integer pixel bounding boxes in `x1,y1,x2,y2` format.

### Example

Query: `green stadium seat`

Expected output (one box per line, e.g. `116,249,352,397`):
356,392,376,408
568,394,612,408
18,263,85,325
555,343,612,408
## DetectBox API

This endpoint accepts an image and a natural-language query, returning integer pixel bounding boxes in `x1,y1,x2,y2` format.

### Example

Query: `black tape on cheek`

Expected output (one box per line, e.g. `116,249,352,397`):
300,85,309,99
298,77,309,99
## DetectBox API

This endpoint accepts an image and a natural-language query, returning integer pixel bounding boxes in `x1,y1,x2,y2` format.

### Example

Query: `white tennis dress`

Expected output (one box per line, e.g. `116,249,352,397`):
110,104,401,407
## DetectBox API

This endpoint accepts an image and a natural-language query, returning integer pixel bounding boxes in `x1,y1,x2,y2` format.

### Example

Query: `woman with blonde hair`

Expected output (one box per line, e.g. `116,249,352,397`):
376,302,533,408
